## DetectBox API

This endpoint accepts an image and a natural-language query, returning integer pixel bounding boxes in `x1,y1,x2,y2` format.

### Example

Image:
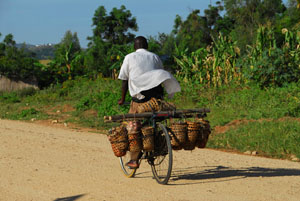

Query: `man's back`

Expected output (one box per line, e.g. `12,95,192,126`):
119,49,163,81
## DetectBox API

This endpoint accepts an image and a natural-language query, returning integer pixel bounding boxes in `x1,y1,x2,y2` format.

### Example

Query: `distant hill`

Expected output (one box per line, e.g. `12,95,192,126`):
17,43,55,60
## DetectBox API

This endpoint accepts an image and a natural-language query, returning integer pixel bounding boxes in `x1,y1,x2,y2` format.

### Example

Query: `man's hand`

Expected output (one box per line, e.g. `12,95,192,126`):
118,99,125,105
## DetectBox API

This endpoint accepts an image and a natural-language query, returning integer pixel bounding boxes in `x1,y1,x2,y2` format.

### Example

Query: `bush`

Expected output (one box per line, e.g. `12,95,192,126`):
0,92,20,103
243,48,300,87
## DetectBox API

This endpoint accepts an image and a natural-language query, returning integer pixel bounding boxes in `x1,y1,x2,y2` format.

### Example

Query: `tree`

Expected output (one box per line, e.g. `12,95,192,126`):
173,10,212,52
3,34,16,46
86,5,138,77
171,2,232,53
90,5,138,45
0,33,43,85
223,0,286,48
53,30,82,80
283,0,300,30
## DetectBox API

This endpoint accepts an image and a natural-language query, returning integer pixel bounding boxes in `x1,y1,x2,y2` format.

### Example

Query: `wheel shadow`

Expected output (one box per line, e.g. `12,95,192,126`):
53,194,85,201
170,165,300,185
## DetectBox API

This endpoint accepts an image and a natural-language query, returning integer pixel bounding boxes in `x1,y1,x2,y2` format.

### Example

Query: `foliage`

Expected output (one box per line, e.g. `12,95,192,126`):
223,0,286,49
173,10,211,52
174,33,242,87
90,5,138,45
172,1,233,53
107,44,133,74
86,5,138,78
242,26,300,87
0,91,21,103
0,33,48,87
208,120,300,159
50,30,83,82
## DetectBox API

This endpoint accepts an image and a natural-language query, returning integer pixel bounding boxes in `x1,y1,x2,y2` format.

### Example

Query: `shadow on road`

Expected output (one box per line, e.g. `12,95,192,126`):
170,165,300,185
54,194,85,201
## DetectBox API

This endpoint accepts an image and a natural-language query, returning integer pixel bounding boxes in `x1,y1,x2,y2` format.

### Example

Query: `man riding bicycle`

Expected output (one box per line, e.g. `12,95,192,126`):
118,36,181,169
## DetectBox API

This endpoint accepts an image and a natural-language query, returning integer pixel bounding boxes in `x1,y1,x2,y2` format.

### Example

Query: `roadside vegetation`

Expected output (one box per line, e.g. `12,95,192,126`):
1,78,300,160
1,0,300,161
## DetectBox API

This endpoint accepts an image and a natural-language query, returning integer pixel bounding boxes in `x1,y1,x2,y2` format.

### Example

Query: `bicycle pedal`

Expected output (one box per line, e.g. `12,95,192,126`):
128,166,139,169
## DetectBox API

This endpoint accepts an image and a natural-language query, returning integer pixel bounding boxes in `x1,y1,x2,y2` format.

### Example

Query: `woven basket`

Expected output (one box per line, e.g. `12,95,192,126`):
183,141,195,150
172,145,183,151
195,119,211,149
170,122,187,146
108,126,128,157
141,126,154,151
137,98,160,113
186,121,201,144
128,131,142,152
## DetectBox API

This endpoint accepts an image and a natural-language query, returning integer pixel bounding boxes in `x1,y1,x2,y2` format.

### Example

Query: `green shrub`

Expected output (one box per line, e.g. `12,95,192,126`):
0,92,20,103
76,95,95,111
243,48,300,87
20,108,38,118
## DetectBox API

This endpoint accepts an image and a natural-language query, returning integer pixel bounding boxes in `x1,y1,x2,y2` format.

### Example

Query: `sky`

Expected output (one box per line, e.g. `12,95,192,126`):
0,0,289,48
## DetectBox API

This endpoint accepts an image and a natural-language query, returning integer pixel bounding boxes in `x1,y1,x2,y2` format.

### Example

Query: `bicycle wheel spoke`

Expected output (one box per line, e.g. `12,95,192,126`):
150,123,173,184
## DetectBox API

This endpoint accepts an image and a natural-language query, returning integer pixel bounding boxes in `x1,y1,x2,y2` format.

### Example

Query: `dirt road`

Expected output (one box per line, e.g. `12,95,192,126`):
1,119,300,201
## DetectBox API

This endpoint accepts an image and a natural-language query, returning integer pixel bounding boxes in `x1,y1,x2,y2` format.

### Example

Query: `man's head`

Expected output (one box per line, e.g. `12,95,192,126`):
134,36,148,50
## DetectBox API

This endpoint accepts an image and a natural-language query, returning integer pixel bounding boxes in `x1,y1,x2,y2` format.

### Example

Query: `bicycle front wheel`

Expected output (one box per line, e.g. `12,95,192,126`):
150,123,173,185
119,151,137,178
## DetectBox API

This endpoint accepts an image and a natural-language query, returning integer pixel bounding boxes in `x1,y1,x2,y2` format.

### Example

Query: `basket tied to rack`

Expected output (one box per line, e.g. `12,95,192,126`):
128,131,142,152
195,118,211,148
136,98,177,113
183,121,202,150
108,126,128,157
126,121,142,152
137,98,160,113
141,126,154,151
170,122,187,149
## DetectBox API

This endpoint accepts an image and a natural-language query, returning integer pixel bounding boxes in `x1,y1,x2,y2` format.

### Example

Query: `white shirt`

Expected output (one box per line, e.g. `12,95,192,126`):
118,49,181,99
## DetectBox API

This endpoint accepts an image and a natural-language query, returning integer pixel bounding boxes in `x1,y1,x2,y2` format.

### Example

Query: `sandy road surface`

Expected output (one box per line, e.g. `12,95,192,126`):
1,119,300,201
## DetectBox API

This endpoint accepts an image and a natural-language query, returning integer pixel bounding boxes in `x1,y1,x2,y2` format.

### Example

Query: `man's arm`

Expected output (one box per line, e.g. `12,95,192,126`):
118,80,128,105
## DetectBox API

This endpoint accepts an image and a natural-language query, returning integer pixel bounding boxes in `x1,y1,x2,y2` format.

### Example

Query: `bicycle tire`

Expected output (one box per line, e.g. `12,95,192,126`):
119,151,137,178
150,123,173,184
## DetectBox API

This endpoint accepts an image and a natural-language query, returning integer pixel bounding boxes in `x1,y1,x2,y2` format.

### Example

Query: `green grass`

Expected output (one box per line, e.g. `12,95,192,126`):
0,77,130,128
208,119,300,159
175,81,300,128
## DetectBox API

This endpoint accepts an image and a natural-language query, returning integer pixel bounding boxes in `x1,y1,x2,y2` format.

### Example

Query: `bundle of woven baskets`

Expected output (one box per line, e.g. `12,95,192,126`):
108,122,155,157
169,119,211,151
107,118,211,156
137,98,160,113
137,98,176,113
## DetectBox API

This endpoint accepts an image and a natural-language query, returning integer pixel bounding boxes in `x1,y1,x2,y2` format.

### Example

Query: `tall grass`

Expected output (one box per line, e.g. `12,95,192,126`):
174,33,242,87
174,26,300,88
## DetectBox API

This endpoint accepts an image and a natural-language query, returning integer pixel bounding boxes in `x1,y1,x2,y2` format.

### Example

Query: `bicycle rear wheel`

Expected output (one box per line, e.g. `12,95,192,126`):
119,151,137,178
150,123,173,184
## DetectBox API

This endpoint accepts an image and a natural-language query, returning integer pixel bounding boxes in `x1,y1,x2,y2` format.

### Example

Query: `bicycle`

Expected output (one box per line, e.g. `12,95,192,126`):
106,107,210,185
120,112,173,184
